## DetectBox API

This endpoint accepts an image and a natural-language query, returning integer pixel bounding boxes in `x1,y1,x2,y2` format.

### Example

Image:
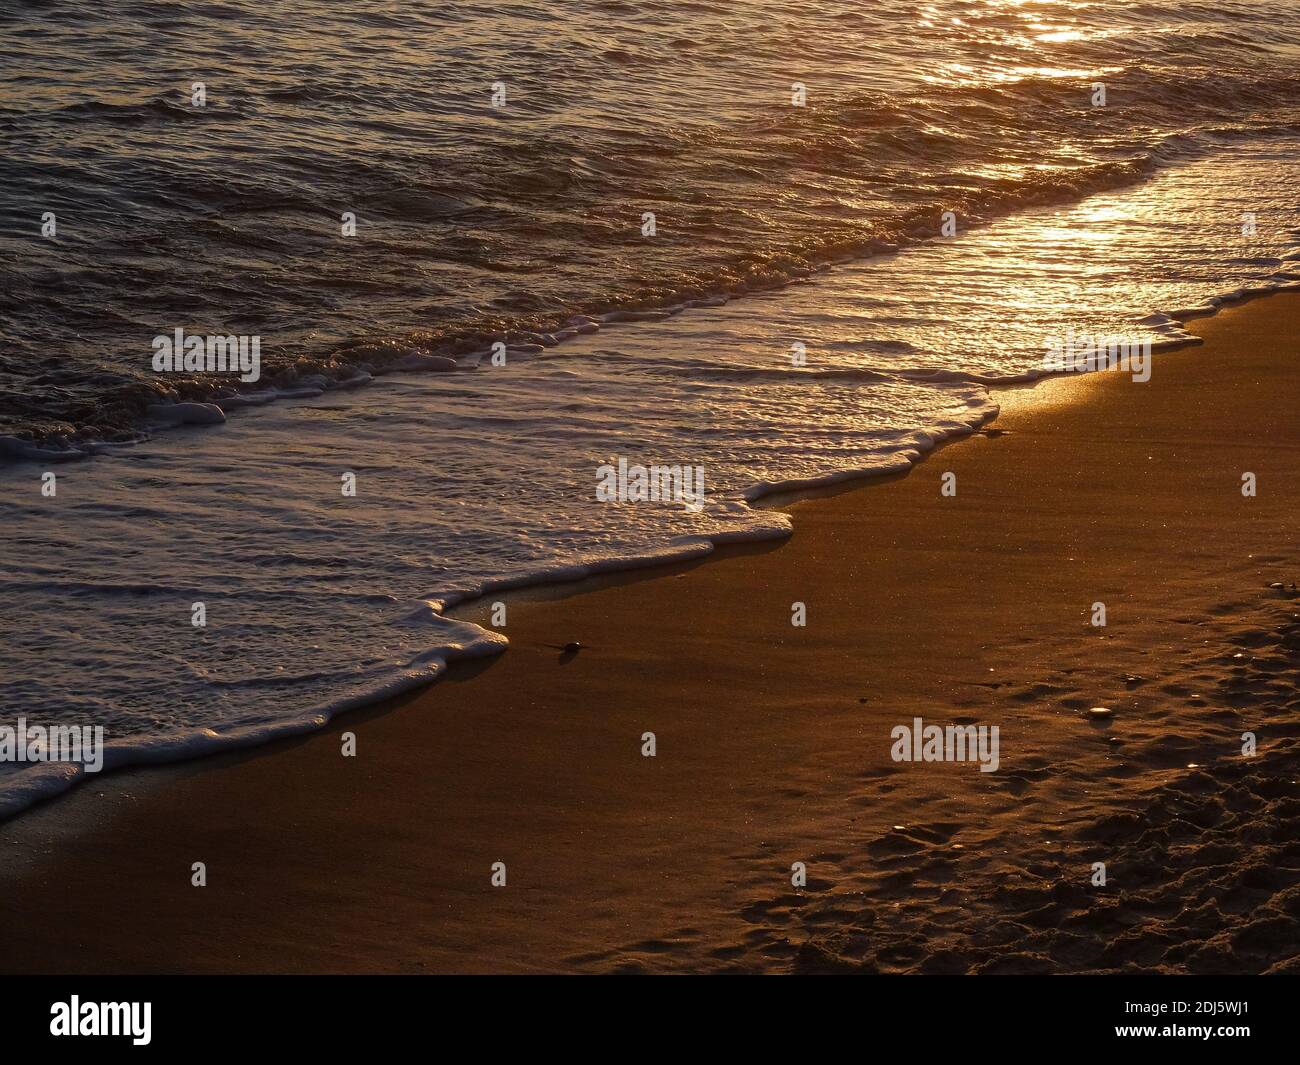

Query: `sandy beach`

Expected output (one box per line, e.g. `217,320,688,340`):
2,291,1297,975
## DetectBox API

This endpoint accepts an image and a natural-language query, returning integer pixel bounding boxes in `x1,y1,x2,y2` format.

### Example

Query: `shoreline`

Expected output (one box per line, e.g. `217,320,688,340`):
1,291,1297,973
7,277,1295,822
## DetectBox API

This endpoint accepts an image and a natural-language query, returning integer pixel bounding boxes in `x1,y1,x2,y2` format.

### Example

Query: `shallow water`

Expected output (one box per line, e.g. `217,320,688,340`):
3,136,1300,813
2,2,1300,814
2,0,1298,438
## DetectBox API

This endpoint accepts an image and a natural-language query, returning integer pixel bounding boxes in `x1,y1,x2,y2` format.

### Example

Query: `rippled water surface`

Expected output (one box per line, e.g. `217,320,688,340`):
3,0,1299,437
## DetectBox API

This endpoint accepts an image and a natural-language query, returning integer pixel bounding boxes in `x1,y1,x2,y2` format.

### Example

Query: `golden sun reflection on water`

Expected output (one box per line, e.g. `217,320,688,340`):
1036,30,1087,44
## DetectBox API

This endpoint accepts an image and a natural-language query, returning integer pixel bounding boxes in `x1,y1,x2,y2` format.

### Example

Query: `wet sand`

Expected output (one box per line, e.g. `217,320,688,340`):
2,293,1297,974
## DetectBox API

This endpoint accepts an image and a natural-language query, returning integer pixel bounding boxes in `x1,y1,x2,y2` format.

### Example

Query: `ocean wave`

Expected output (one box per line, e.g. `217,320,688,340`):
3,0,1299,442
3,0,1300,822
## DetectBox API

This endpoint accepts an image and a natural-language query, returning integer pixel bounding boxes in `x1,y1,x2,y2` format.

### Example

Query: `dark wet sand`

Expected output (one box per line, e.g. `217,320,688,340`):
2,293,1297,973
